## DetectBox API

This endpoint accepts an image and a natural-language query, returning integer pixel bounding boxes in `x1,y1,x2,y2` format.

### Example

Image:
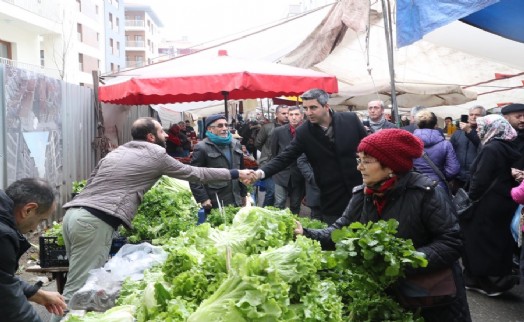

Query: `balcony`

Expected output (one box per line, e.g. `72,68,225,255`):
0,57,60,79
125,19,145,28
126,40,145,48
125,60,144,68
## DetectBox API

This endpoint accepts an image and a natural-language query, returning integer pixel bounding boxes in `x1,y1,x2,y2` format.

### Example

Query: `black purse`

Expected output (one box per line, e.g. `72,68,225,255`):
421,153,497,219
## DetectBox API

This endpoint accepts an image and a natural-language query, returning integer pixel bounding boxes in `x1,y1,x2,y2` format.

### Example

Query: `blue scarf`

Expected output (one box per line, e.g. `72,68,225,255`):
206,131,232,146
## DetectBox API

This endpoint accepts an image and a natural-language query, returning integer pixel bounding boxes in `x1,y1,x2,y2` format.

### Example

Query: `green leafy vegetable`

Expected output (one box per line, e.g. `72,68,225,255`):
43,221,64,246
72,180,87,194
122,176,199,243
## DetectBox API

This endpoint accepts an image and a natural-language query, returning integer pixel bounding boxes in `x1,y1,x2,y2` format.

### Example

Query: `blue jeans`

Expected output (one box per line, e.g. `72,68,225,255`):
262,178,275,207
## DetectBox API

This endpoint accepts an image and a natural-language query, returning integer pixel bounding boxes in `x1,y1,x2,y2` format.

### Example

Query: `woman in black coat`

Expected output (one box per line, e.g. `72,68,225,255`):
295,129,471,322
462,114,520,296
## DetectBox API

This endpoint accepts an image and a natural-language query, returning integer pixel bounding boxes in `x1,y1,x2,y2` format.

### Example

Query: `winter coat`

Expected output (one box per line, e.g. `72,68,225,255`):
413,128,460,192
0,190,42,322
261,111,367,219
511,180,524,204
297,154,320,208
270,124,304,188
304,172,471,322
462,139,520,276
189,138,246,208
64,140,235,229
255,122,281,167
450,129,480,182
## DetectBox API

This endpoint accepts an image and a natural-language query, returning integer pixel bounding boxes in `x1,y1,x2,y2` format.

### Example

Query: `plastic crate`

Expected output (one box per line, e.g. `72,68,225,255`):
39,236,68,268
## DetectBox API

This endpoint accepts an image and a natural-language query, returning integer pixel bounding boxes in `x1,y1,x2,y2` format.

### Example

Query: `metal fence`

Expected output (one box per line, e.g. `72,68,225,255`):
0,64,154,224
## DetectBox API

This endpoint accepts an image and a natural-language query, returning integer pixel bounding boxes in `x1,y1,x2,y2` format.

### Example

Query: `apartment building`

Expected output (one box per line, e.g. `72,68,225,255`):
0,0,128,85
124,3,163,69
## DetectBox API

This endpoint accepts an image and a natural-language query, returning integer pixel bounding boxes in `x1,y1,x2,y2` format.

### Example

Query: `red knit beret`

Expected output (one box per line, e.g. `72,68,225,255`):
357,129,424,174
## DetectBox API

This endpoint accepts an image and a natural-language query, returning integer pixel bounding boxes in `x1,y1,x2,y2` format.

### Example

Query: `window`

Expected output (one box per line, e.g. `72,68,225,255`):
115,17,120,31
40,49,44,67
76,0,81,12
110,63,114,72
0,40,12,59
77,24,82,41
95,5,98,14
110,38,114,54
109,13,113,30
78,53,84,71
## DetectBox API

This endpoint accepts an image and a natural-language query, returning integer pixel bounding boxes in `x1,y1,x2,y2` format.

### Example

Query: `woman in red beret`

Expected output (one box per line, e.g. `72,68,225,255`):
295,128,471,322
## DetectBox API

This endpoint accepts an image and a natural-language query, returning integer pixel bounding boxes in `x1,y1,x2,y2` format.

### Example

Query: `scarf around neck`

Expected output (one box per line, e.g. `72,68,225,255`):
206,131,232,146
364,176,397,217
369,117,386,132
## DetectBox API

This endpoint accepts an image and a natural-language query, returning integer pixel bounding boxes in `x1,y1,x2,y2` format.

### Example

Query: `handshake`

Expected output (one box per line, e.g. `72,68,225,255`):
238,169,264,185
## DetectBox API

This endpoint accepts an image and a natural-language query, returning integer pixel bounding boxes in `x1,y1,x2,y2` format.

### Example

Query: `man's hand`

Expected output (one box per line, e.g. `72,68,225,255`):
459,122,471,133
201,199,213,210
238,169,257,185
28,290,67,316
294,220,304,235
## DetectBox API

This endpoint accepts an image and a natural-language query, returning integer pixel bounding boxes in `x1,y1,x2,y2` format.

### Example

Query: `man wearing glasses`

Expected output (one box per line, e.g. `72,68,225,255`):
251,88,368,224
363,100,396,134
190,114,248,212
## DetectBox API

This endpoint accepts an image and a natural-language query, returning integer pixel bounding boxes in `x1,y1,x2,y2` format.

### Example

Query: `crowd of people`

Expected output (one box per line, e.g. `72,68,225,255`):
3,87,524,321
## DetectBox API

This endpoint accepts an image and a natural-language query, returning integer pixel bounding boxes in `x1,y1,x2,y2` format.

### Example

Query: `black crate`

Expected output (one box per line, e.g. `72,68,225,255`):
39,236,68,268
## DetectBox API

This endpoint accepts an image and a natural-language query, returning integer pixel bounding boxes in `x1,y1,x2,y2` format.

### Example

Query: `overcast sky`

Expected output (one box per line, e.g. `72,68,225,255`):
147,0,300,43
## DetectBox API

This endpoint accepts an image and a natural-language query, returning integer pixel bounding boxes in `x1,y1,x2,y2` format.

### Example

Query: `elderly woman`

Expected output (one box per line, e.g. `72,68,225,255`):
462,114,520,296
295,129,471,322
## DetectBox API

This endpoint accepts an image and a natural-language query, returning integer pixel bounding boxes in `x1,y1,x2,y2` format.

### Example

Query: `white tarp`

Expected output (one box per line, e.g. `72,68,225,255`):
280,0,523,119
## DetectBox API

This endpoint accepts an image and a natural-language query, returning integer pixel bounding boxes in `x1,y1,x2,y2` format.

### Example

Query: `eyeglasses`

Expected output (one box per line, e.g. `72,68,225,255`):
356,158,379,165
210,123,229,128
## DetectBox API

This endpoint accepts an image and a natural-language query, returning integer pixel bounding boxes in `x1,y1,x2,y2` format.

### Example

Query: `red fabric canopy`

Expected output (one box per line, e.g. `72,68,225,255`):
99,51,338,105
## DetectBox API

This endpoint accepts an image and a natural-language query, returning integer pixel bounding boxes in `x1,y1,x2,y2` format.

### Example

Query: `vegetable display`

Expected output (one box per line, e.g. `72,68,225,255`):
121,176,199,243
67,207,428,322
43,221,64,246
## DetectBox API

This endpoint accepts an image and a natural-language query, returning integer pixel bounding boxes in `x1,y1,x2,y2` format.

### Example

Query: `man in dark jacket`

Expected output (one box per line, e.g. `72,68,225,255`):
190,114,247,212
271,106,305,214
502,103,524,169
450,105,486,193
363,100,396,133
252,88,368,224
255,105,289,207
0,178,66,321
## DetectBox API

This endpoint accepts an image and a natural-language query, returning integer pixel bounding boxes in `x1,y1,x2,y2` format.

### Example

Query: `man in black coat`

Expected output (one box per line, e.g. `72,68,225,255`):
252,88,367,224
0,178,66,321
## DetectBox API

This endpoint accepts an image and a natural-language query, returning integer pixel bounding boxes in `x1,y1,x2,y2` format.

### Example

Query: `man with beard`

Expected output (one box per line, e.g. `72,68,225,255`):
54,117,255,321
251,89,367,224
449,105,486,193
502,103,524,170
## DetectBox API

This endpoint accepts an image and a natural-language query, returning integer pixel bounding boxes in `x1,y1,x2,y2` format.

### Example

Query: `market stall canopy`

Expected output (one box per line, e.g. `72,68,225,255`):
98,50,338,106
280,0,522,118
331,80,477,110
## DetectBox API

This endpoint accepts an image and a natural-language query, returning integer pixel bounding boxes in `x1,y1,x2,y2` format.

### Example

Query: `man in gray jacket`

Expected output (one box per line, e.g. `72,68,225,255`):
57,117,254,319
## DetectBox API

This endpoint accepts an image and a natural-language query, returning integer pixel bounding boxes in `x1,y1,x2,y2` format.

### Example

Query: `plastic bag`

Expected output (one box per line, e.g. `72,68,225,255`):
69,242,167,311
511,205,523,246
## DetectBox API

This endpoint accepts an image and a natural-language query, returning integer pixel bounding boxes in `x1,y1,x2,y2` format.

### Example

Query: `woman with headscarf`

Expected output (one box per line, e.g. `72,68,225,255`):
461,114,520,296
295,129,471,322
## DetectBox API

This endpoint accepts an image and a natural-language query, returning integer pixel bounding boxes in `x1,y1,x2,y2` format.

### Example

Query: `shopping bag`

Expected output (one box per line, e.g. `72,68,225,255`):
452,188,475,219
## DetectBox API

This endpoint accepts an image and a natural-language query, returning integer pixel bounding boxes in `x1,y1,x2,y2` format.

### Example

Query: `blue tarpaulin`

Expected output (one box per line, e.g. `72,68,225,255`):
396,0,499,47
460,0,524,43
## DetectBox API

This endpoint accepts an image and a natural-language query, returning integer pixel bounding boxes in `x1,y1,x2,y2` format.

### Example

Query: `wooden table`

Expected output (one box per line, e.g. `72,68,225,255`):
26,265,69,294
